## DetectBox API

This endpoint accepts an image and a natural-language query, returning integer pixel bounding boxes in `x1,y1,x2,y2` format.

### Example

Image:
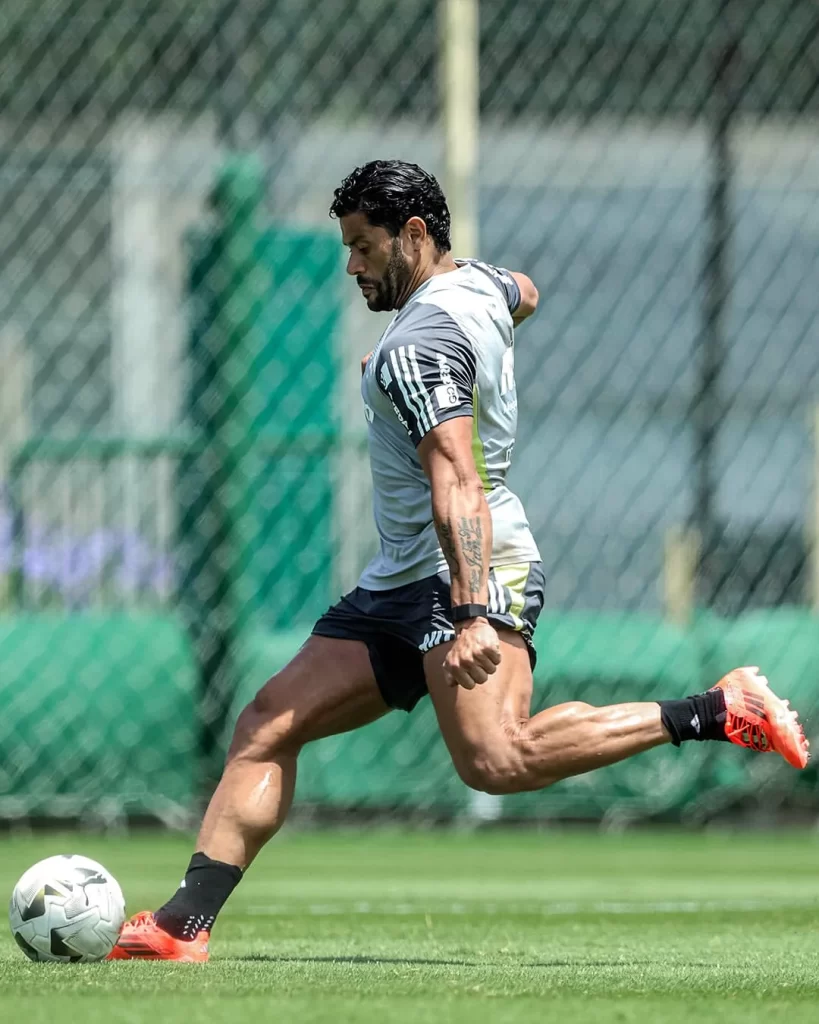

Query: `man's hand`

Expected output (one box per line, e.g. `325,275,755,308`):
444,619,502,689
361,350,373,376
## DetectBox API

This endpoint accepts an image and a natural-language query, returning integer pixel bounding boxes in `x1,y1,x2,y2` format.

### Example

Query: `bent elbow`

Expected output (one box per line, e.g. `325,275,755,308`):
511,274,539,323
430,472,486,520
520,279,539,316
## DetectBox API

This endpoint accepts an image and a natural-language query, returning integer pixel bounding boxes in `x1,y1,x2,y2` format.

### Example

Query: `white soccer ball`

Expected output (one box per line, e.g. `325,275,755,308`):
9,854,126,962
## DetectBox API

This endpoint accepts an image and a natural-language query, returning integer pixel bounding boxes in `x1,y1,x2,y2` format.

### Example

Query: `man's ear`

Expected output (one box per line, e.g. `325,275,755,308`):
404,216,428,250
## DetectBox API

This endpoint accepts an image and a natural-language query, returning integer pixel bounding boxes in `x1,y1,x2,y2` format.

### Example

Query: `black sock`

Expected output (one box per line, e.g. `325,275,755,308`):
658,688,729,746
154,853,243,940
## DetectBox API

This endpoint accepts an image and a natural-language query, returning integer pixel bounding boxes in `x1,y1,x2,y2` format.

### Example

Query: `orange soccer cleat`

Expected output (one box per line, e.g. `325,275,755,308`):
712,666,810,770
107,911,209,963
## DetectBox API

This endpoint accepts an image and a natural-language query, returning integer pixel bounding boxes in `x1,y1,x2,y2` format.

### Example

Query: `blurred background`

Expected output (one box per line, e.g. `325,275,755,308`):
0,0,818,830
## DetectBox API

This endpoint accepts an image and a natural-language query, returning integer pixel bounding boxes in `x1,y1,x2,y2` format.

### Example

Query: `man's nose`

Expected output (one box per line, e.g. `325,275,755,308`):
346,252,365,276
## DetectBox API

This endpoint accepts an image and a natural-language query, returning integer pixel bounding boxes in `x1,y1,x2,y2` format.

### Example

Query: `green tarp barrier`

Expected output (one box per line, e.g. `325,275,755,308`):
2,610,817,820
697,610,819,808
0,614,197,818
228,615,707,820
227,611,819,820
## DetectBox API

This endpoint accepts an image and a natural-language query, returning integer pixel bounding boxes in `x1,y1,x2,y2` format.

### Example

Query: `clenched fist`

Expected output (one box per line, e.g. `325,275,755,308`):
444,619,502,689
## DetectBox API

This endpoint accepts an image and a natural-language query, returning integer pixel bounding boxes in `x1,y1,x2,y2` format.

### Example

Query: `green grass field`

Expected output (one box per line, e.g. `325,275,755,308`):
1,829,818,1023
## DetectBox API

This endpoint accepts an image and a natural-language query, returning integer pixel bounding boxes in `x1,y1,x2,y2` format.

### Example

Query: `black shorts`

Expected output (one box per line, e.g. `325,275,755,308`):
312,562,545,712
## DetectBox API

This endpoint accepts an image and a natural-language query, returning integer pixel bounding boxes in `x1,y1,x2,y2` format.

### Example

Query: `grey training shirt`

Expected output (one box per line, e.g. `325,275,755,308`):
358,259,541,591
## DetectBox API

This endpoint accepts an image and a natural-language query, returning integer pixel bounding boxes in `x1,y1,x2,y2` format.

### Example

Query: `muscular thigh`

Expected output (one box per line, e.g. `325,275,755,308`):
423,630,533,771
231,635,390,759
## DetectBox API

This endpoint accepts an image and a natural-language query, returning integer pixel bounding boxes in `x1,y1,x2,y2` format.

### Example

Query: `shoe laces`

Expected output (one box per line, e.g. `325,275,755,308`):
728,715,770,752
128,911,156,931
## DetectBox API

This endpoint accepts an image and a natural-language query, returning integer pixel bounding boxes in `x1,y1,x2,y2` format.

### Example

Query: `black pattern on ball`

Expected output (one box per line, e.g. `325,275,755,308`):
13,931,40,961
50,928,83,961
20,884,62,922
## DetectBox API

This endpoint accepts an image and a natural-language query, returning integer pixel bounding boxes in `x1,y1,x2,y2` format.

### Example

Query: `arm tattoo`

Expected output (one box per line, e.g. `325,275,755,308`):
459,518,486,599
458,516,483,568
439,518,461,578
438,516,487,596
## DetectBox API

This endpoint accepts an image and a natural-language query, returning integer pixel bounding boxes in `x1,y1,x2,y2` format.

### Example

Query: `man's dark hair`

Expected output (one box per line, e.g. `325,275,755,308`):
330,160,451,253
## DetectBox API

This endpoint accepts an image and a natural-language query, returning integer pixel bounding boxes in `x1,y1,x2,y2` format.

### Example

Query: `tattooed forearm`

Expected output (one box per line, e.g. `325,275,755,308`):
438,518,461,578
434,502,491,607
458,516,483,568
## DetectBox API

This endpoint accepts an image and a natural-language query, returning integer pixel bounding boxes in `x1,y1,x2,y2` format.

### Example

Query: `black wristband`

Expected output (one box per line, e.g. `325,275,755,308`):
451,603,489,623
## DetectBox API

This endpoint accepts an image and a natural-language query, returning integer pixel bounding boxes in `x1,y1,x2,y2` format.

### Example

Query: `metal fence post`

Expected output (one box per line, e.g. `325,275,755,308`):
810,406,819,613
193,157,269,786
693,17,739,605
442,0,479,261
441,0,503,822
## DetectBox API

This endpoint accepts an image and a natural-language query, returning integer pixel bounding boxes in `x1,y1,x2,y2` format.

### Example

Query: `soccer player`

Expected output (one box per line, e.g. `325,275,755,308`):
109,160,808,962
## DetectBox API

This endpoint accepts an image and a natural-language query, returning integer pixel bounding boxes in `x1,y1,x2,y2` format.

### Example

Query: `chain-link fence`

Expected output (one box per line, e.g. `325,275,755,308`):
1,0,818,825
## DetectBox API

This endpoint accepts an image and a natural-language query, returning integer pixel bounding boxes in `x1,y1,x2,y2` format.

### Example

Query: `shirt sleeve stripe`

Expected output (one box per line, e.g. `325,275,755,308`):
407,344,438,430
390,347,428,436
396,344,435,435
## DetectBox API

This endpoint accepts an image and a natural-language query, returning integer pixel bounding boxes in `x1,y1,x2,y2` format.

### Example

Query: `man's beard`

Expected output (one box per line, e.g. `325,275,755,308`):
360,238,412,311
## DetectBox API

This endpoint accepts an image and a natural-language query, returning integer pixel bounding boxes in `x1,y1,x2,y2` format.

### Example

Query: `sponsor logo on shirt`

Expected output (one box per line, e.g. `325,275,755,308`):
437,353,454,386
388,398,411,434
435,353,460,410
435,383,460,409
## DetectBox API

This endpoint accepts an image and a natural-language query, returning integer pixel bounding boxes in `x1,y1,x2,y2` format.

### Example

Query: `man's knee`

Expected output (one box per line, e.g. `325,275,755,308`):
453,745,546,795
453,702,594,794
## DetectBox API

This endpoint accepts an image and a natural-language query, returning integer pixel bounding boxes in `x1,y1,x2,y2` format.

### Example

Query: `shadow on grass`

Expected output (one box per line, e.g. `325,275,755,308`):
229,955,690,968
231,955,477,966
